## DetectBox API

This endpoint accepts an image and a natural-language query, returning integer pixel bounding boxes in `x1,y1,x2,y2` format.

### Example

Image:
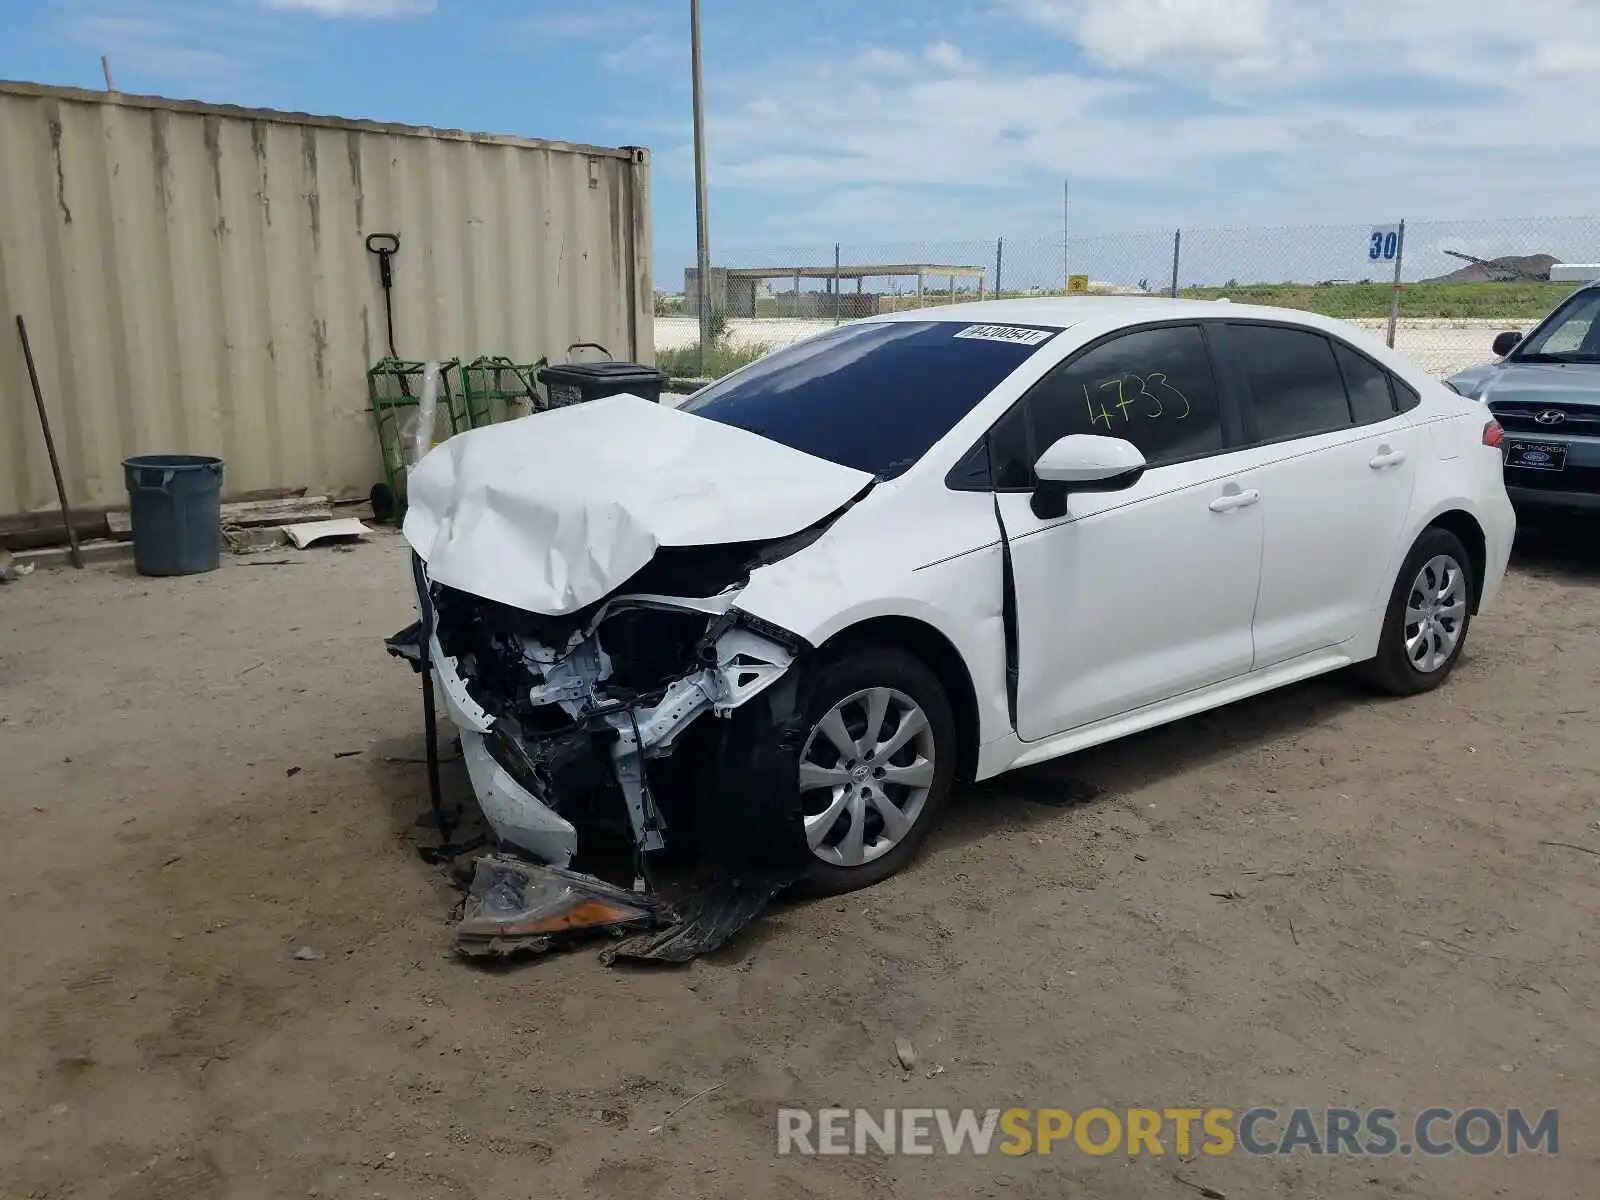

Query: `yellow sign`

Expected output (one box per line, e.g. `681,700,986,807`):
1066,274,1090,293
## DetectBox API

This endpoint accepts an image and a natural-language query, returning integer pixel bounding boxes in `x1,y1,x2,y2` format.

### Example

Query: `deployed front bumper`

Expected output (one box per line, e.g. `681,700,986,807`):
404,562,800,868
459,729,578,865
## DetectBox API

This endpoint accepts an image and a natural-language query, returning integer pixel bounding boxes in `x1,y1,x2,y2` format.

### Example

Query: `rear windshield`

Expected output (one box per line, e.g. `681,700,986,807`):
678,320,1058,478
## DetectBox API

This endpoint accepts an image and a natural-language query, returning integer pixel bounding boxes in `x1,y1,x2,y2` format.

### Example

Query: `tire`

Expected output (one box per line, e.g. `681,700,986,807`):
792,645,958,896
1358,526,1476,696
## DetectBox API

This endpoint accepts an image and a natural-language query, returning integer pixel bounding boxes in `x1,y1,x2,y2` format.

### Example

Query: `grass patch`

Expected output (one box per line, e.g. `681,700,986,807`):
1177,281,1572,320
656,341,773,380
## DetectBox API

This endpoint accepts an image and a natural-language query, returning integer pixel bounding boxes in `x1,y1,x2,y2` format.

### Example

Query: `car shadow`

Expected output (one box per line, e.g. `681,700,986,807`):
1510,512,1600,580
925,671,1368,857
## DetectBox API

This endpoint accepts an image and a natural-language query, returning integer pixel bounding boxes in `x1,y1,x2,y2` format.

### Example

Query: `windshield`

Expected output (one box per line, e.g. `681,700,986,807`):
678,320,1060,478
1516,289,1600,362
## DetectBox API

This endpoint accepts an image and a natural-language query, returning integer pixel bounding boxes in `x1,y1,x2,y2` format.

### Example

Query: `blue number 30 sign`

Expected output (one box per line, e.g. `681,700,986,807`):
1368,226,1401,263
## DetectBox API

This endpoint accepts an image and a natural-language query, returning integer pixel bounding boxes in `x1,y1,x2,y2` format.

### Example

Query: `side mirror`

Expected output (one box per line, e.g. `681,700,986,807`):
1492,331,1523,357
1031,435,1147,518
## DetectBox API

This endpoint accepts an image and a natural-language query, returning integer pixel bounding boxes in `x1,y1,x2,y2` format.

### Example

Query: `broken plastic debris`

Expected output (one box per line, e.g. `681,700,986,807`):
283,518,369,550
292,946,322,961
384,620,424,670
599,868,802,965
455,856,661,958
895,1038,917,1071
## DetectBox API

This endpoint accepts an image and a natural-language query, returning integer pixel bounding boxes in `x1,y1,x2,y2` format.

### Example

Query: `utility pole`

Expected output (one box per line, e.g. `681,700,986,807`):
1062,178,1070,292
1386,220,1407,349
690,0,713,371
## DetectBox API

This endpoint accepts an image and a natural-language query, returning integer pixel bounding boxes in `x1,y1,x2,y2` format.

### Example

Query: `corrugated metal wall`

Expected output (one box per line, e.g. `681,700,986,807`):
0,81,652,516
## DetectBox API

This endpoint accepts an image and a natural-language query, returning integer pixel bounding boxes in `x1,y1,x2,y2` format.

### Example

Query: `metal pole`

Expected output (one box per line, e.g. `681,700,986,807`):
1062,179,1070,291
15,315,83,568
1170,229,1181,298
995,236,1004,297
689,0,713,370
833,243,841,325
100,56,115,92
1386,219,1406,349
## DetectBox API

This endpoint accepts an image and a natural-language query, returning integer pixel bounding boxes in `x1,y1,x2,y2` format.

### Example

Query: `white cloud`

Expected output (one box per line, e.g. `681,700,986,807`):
1006,0,1600,89
261,0,435,16
600,32,682,74
857,47,917,76
1519,42,1600,76
521,7,657,39
924,40,969,72
59,6,283,91
1007,0,1276,72
517,5,677,73
66,15,240,83
693,0,1600,245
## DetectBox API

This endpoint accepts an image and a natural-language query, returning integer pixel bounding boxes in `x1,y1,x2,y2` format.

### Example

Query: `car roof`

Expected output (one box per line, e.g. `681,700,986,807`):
869,295,1355,333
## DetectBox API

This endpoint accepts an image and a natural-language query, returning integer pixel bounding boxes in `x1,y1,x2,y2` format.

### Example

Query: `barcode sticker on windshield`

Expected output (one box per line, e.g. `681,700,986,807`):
953,324,1056,346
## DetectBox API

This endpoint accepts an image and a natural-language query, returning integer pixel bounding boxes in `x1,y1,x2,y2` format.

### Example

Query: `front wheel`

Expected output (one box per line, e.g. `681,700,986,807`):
1358,527,1475,695
793,646,958,895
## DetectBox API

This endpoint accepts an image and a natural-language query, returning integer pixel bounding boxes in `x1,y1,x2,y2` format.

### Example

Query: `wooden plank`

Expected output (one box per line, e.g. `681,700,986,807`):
105,495,332,537
218,496,335,525
0,510,110,550
14,539,132,569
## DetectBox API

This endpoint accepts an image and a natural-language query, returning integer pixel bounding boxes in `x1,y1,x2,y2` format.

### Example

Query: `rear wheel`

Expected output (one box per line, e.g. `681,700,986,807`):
1359,527,1475,695
794,646,957,895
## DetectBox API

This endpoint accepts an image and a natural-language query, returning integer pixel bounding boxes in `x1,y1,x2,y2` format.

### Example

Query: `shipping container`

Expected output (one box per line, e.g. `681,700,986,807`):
0,80,652,518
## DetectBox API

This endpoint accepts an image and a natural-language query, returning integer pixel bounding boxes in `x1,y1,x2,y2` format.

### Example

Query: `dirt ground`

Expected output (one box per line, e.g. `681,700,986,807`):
2,522,1597,1200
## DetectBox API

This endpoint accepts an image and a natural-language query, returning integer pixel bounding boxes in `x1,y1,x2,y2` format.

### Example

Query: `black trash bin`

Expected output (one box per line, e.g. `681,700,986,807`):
538,344,667,409
121,453,224,576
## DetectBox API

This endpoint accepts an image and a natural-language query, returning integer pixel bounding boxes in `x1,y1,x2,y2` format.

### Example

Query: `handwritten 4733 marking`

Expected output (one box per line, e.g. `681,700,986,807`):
1083,372,1192,431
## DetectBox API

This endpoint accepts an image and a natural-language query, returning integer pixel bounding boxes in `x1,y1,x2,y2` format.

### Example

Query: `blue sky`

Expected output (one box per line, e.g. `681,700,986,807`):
6,0,1600,283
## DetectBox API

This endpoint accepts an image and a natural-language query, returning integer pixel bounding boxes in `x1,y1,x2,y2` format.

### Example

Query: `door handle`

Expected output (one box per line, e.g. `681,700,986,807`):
1369,446,1407,469
1208,487,1260,513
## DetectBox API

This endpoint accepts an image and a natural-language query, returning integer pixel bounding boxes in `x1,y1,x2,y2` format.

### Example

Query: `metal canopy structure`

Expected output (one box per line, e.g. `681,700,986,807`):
727,262,988,303
721,263,987,281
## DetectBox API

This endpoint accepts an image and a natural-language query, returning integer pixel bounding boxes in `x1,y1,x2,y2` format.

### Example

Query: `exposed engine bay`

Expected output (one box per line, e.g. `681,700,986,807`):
429,576,802,868
389,543,824,960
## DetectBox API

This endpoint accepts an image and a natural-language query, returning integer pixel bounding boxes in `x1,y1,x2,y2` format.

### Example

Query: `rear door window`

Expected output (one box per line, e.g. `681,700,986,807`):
1332,343,1400,425
1392,377,1421,413
1231,325,1353,441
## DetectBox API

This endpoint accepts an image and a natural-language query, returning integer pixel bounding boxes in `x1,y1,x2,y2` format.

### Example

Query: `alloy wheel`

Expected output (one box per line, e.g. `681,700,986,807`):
1404,553,1467,674
798,687,937,868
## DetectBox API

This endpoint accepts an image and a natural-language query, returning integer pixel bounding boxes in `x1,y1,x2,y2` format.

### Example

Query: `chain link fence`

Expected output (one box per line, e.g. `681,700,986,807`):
657,216,1600,380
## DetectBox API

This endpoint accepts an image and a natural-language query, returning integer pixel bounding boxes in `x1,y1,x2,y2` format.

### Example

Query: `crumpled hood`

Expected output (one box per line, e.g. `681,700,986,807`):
403,393,873,615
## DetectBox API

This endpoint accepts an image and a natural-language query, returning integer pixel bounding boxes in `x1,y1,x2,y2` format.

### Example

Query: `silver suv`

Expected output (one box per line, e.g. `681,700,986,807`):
1450,283,1600,512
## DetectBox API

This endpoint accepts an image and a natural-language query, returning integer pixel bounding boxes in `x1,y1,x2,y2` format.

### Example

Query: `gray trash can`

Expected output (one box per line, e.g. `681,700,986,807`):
122,454,224,576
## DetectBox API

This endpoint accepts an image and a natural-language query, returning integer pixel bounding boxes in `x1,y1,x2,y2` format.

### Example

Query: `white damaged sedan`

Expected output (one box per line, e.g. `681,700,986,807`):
401,299,1515,895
